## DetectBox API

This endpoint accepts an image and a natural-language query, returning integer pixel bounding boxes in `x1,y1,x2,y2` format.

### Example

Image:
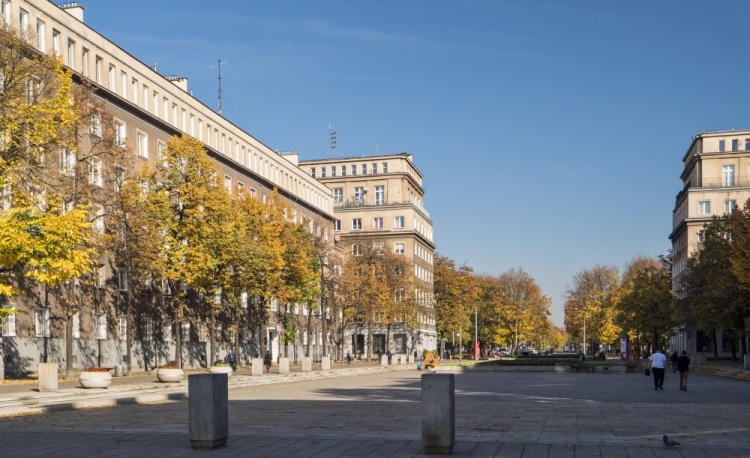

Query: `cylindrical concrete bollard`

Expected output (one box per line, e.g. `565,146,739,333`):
381,355,388,367
189,373,228,449
279,357,290,374
302,357,312,372
38,363,59,392
114,365,124,377
321,356,331,371
421,373,455,455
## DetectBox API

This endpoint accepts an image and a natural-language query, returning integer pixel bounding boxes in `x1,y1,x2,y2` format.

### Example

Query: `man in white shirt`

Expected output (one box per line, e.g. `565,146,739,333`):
649,349,667,391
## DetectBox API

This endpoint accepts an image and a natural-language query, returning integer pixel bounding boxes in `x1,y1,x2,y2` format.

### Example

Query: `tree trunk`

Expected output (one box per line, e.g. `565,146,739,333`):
65,311,73,378
320,262,327,358
742,329,748,358
653,327,659,354
126,298,133,376
306,304,313,357
386,324,391,354
731,337,737,363
368,323,374,360
174,309,182,368
234,317,241,368
210,311,216,366
0,334,4,381
711,330,719,359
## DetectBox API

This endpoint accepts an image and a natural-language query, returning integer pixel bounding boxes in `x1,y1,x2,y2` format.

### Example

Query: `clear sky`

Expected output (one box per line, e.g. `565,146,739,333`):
84,1,750,327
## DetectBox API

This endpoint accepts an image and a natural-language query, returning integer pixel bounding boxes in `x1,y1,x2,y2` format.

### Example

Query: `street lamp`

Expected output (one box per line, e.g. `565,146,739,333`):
574,307,587,358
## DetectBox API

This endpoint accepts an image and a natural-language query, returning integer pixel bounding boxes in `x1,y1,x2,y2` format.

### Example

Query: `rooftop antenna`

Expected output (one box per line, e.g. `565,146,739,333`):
329,122,337,157
152,62,157,72
209,59,228,115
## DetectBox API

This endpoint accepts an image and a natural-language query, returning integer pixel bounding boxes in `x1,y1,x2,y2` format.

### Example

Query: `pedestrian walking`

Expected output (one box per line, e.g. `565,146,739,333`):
225,347,237,371
414,350,418,361
386,349,393,365
670,350,679,373
346,352,352,366
649,348,667,390
263,351,272,373
677,351,691,391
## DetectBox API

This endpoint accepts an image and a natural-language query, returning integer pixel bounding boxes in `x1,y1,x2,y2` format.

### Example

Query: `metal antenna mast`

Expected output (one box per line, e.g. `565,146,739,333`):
329,122,337,157
210,59,228,115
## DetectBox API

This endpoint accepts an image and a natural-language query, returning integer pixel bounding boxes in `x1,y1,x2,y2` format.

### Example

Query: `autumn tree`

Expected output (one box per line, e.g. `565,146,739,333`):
615,255,677,357
564,264,621,356
729,200,750,358
433,253,475,355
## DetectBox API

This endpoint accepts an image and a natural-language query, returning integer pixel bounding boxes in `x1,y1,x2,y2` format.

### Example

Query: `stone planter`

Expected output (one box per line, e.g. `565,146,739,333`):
79,371,112,389
209,366,233,377
157,367,185,383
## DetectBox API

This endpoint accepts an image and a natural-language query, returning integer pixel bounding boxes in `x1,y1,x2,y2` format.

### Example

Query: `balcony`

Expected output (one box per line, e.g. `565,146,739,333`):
333,197,430,217
675,177,749,206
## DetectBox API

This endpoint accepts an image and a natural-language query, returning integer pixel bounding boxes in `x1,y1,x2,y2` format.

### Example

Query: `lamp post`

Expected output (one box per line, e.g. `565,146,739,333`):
574,306,587,358
474,303,478,360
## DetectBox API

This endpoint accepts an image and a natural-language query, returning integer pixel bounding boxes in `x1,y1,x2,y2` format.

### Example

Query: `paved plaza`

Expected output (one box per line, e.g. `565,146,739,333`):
0,370,749,457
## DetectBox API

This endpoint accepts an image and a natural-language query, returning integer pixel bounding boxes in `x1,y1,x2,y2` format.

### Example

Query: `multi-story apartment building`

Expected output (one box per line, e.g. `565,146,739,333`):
0,1,333,376
670,130,750,358
299,153,437,358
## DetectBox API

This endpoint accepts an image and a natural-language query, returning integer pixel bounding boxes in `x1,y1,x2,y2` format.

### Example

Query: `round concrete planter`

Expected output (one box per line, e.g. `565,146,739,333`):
209,366,233,377
79,371,112,389
157,368,185,383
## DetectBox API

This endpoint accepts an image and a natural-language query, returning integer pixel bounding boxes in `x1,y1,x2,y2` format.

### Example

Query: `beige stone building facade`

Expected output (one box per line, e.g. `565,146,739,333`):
670,130,750,358
0,0,333,375
299,154,437,357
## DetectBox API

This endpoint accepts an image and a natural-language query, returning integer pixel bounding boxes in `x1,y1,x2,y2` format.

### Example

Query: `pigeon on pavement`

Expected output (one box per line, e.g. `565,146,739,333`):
663,435,680,447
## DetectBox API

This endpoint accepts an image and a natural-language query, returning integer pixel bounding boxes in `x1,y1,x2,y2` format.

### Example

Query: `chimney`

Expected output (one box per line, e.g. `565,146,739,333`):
165,75,188,92
59,2,84,22
280,151,299,166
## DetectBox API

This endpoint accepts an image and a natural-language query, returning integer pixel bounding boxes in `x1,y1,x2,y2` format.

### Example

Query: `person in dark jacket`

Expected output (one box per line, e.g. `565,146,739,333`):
677,351,690,391
263,351,272,373
670,351,679,373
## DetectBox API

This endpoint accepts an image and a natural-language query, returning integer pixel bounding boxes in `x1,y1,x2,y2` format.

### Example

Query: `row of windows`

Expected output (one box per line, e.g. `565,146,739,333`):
1,0,328,213
415,264,433,284
697,199,738,215
311,162,389,178
333,185,387,205
336,216,406,232
717,138,750,153
415,243,433,265
351,242,406,256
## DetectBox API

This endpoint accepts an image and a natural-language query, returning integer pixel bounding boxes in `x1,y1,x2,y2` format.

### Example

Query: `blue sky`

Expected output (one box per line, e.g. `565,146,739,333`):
86,1,750,326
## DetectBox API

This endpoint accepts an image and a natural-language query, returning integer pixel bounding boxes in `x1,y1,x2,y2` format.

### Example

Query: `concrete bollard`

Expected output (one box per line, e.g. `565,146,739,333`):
381,355,388,366
408,355,415,363
400,355,407,365
188,373,228,450
421,373,455,455
251,358,263,376
321,356,331,371
302,357,312,372
279,357,290,374
114,365,124,377
38,363,58,392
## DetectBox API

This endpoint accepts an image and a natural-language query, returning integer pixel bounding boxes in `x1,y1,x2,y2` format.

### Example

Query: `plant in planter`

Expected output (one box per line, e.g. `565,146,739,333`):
209,360,233,377
156,361,185,383
79,367,113,389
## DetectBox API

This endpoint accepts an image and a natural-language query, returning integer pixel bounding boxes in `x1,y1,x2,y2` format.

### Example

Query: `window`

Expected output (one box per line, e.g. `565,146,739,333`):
354,187,364,202
745,139,750,151
351,165,357,176
394,216,405,229
153,92,159,117
181,322,190,342
95,314,107,340
163,98,168,122
341,165,347,177
172,104,178,127
698,200,710,214
89,158,103,187
72,311,80,339
81,48,88,77
118,269,128,291
334,219,341,231
190,114,195,136
198,322,207,343
0,1,9,24
382,162,388,173
722,165,735,186
36,20,45,51
310,167,316,178
725,200,737,214
67,39,75,68
109,65,116,90
198,119,203,141
114,120,126,147
35,308,50,337
141,86,149,111
89,113,102,137
719,140,726,152
137,131,147,158
374,243,384,255
121,71,127,98
93,205,105,232
95,56,102,84
162,319,172,342
19,9,28,38
93,265,104,288
372,163,378,174
119,317,127,341
373,217,383,229
394,242,405,254
321,167,326,178
352,218,362,230
352,244,362,256
698,229,706,243
52,29,60,55
224,175,232,192
132,79,138,104
732,139,739,152
331,166,337,177
333,188,343,203
361,164,367,175
60,149,76,175
142,318,153,341
1,305,15,336
375,186,384,205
